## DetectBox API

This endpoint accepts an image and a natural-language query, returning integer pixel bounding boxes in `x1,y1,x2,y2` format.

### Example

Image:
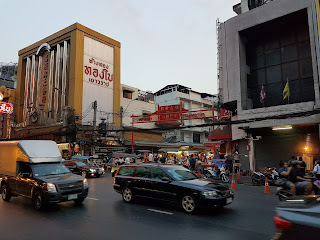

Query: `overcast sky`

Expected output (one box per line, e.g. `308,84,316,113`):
1,0,239,94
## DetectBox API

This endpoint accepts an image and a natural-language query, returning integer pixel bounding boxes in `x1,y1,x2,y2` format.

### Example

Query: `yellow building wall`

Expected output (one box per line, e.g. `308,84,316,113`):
15,23,121,126
124,131,163,143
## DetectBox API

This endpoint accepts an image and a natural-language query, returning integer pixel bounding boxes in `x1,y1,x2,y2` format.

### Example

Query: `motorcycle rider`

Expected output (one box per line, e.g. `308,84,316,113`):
278,161,296,196
289,161,313,195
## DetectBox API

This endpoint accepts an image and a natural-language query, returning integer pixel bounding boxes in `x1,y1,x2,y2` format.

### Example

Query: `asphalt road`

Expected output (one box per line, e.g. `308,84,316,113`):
0,173,278,240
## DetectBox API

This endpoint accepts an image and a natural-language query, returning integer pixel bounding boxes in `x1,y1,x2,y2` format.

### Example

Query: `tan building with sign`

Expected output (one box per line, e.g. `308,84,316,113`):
11,23,121,149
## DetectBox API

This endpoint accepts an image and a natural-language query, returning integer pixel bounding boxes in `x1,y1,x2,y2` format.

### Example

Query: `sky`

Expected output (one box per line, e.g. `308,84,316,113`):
0,0,239,94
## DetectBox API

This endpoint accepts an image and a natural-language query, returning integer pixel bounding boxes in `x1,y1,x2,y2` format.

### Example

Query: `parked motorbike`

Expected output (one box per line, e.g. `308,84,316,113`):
203,166,229,183
251,167,279,186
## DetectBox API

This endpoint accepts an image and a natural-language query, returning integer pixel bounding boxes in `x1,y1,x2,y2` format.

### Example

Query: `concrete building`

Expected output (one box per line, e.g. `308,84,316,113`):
219,0,320,171
120,84,162,152
155,84,218,151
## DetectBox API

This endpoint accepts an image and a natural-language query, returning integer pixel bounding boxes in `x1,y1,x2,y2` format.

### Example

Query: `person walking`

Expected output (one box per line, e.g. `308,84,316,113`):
189,154,196,171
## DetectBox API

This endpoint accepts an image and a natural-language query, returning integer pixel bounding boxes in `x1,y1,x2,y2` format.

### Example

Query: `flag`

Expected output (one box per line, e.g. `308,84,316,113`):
283,80,290,100
260,85,266,103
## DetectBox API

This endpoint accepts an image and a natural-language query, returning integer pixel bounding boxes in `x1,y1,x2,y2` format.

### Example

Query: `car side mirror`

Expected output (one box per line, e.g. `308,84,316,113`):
22,173,31,178
162,177,171,183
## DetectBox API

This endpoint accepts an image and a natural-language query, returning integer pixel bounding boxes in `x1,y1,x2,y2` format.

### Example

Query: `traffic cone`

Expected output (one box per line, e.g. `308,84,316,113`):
231,174,237,190
264,177,270,193
237,170,241,184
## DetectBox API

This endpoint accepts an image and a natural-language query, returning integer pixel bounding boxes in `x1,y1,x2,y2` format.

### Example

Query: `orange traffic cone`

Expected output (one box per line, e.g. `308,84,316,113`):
231,174,237,190
237,170,241,184
264,177,270,193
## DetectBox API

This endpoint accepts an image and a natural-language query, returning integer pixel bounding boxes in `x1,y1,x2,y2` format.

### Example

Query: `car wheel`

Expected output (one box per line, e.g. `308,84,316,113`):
96,174,101,178
1,184,11,202
74,198,85,204
181,195,197,214
122,187,134,203
81,171,87,178
32,191,45,210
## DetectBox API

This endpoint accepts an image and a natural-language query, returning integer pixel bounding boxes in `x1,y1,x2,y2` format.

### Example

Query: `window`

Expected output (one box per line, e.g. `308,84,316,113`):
150,168,168,180
134,167,150,178
118,166,135,177
123,90,133,99
193,133,201,143
244,9,315,108
16,162,31,176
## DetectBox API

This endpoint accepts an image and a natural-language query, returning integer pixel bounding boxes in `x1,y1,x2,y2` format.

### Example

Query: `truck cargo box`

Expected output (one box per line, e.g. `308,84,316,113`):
0,140,62,176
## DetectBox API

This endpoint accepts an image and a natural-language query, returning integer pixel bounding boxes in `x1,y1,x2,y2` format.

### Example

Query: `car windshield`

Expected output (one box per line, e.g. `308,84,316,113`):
32,163,71,177
165,167,198,181
75,162,87,167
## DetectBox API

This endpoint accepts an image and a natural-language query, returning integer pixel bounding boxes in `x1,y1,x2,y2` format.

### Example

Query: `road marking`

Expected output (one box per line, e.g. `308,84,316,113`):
87,197,99,201
147,209,174,215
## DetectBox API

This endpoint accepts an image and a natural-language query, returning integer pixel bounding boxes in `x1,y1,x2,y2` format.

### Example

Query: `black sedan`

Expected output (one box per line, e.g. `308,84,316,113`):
273,195,320,240
113,164,234,214
63,160,104,178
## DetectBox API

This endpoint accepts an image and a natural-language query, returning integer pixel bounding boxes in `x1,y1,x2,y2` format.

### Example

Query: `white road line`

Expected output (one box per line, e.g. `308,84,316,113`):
87,197,99,201
147,209,174,215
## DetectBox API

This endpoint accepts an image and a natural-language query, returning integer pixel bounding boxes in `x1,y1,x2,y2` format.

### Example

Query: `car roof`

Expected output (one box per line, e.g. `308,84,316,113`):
120,164,184,169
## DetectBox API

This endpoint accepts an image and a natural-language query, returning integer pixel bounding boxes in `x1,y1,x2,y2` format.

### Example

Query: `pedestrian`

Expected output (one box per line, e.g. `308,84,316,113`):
160,154,166,164
125,156,130,164
189,154,196,171
149,153,154,162
312,159,320,180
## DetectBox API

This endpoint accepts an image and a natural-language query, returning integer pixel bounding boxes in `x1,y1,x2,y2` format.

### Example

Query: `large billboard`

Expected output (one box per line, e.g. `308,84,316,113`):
82,36,114,125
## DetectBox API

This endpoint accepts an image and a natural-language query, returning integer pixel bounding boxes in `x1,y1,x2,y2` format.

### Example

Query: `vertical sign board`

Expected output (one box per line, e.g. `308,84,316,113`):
83,37,114,124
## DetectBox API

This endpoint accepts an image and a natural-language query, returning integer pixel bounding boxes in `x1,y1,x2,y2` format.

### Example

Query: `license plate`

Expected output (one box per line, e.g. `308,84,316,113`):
68,194,78,200
226,197,232,204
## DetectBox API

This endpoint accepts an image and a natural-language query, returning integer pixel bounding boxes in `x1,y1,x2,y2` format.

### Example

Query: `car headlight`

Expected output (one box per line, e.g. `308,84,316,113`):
202,191,218,197
90,168,96,173
47,183,57,192
83,178,89,188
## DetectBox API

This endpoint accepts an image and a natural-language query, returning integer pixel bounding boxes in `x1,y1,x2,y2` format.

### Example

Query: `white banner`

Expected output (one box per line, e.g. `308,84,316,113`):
82,36,114,125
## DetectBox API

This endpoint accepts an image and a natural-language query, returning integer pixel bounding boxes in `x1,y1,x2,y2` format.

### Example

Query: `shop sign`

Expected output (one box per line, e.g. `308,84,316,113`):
0,102,13,114
84,56,113,88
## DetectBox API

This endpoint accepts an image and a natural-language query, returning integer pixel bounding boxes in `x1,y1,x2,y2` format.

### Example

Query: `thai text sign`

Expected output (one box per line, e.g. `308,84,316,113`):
132,109,214,123
0,102,14,114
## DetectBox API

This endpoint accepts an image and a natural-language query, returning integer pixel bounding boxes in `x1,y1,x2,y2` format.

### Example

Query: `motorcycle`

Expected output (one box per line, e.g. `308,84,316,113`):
251,167,279,186
277,178,320,201
203,166,229,183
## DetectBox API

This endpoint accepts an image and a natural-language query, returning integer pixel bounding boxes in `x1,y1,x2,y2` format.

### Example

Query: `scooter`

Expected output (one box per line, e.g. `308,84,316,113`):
276,179,320,201
251,167,279,186
251,171,266,185
203,166,229,183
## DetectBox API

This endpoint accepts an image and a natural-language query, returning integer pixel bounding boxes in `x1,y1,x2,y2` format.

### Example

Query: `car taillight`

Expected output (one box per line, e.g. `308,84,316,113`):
113,167,120,183
274,215,292,230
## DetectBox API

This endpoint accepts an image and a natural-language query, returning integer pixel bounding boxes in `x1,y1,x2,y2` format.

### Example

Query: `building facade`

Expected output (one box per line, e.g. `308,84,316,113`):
155,84,218,151
219,0,320,170
120,84,162,152
9,23,121,155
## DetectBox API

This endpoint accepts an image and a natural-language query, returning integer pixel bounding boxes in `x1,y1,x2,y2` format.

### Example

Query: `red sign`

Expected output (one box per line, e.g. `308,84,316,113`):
0,102,14,114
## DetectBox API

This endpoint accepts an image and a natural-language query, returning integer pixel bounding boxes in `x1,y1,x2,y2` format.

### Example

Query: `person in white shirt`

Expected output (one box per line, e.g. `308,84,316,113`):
312,160,320,180
149,153,154,162
118,158,124,165
125,157,130,164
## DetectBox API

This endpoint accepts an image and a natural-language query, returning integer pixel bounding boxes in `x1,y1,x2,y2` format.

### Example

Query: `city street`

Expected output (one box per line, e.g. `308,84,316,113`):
0,173,278,240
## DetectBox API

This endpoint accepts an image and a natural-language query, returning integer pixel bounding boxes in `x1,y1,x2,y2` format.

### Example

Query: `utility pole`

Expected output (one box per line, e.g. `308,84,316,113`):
120,106,124,142
62,106,70,143
92,101,97,155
